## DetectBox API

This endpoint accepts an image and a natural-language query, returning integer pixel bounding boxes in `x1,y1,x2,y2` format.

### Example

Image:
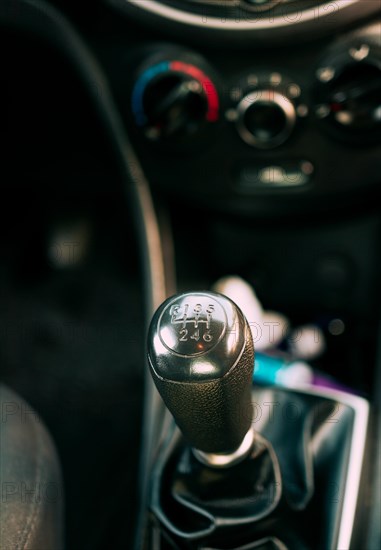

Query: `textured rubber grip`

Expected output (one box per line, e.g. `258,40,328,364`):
147,291,254,454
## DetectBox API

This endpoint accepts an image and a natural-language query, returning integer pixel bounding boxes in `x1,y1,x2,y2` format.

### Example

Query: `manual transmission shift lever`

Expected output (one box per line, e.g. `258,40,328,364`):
147,291,255,467
148,290,357,547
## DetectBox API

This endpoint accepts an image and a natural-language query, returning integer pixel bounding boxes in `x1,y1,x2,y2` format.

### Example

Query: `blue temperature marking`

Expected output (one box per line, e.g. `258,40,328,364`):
132,61,170,126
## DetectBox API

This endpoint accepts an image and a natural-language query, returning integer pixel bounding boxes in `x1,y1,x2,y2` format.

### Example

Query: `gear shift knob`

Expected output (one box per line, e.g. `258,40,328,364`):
147,291,255,464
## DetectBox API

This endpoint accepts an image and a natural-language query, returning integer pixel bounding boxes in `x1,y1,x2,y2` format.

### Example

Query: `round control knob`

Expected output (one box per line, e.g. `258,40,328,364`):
147,292,254,458
131,60,219,142
315,62,381,139
237,89,296,148
314,37,381,143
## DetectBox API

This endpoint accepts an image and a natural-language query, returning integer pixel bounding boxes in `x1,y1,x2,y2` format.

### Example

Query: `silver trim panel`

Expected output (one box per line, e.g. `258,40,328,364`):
292,384,369,550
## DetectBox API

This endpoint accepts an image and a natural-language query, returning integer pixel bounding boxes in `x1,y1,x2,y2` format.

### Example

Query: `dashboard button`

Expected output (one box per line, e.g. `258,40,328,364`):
237,90,296,148
236,160,313,190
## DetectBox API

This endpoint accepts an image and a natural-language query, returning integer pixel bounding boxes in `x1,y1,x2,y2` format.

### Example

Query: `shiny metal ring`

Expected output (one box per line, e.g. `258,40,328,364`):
236,89,296,149
192,426,255,468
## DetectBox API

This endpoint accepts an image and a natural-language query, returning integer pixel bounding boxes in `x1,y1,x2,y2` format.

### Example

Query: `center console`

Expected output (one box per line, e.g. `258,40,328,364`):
145,291,371,549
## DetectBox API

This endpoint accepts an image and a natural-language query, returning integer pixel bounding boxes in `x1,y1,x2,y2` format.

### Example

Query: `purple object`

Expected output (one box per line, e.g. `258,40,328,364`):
312,373,359,395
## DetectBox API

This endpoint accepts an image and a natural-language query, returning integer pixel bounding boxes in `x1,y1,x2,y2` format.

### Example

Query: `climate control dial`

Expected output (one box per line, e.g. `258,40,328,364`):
314,35,381,143
237,89,296,149
229,72,307,149
131,59,220,142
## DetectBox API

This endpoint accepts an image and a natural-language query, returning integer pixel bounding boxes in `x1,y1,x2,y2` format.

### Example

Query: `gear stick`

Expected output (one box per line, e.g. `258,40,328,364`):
147,292,363,548
147,291,255,467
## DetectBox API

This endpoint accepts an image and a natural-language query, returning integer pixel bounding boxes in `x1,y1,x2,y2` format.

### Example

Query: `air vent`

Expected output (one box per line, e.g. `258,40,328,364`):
106,0,381,44
169,0,312,17
149,0,344,22
183,0,287,13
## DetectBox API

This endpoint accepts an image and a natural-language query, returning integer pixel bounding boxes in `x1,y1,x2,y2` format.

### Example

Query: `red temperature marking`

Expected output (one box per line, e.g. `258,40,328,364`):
170,61,219,122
